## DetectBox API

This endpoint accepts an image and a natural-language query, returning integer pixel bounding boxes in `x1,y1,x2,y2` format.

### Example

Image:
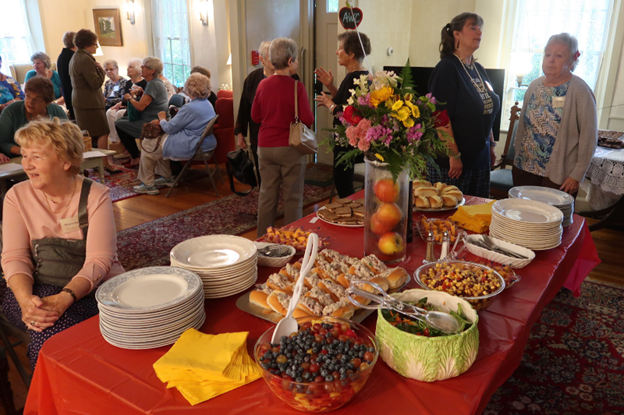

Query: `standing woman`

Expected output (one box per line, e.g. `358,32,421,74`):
428,13,500,198
116,57,169,168
57,31,77,119
25,52,64,106
513,33,597,197
252,38,314,237
315,31,371,199
69,29,117,172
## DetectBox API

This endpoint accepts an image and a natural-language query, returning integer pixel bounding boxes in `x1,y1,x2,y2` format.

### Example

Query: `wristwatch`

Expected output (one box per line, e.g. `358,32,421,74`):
451,152,461,160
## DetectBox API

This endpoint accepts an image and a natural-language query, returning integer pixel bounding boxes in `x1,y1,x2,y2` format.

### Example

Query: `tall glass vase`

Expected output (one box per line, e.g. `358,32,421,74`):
363,158,409,263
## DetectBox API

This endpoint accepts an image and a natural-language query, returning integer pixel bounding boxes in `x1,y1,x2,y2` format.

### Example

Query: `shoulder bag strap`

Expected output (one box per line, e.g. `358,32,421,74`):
294,81,299,123
78,178,93,239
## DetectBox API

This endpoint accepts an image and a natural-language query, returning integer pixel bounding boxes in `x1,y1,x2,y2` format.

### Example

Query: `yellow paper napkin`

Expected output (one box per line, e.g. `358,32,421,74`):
153,329,262,406
450,201,495,233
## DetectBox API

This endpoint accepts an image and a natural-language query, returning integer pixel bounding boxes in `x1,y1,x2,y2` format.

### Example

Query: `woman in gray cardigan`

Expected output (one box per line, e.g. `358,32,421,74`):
513,33,597,197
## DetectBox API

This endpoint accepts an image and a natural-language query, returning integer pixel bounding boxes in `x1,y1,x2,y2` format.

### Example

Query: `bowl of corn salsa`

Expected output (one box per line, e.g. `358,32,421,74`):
414,260,506,311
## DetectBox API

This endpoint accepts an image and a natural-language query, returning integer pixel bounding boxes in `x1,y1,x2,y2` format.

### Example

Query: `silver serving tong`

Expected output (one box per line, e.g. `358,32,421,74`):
346,280,463,334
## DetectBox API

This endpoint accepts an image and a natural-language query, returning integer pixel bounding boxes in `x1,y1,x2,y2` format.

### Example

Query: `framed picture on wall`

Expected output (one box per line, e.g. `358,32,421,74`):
93,9,123,47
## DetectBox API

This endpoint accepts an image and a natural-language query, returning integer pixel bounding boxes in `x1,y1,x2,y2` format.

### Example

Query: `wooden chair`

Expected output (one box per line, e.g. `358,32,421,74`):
490,102,521,200
166,115,221,198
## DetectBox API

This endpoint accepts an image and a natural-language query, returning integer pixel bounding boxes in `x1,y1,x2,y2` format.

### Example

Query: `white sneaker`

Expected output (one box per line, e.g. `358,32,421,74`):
154,176,177,188
133,183,159,195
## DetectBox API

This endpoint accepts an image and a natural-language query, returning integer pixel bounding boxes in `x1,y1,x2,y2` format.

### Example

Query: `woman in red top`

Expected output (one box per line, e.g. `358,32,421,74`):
252,37,314,237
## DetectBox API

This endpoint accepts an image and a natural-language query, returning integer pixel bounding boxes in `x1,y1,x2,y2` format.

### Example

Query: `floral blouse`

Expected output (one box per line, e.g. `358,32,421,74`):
0,76,24,104
103,76,128,108
514,80,570,176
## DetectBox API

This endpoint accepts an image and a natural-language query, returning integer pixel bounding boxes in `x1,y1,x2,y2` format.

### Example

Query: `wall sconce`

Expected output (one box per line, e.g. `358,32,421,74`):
199,0,209,26
227,53,232,65
127,0,136,25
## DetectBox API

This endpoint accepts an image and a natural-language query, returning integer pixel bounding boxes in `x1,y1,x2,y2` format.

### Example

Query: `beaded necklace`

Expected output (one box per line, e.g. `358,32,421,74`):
453,53,494,115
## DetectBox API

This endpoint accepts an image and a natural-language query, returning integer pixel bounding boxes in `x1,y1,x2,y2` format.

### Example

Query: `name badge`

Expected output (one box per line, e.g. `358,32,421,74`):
552,96,565,108
60,216,80,234
113,85,120,92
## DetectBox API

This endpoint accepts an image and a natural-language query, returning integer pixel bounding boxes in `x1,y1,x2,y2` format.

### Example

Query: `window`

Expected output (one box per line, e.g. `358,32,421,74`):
0,0,34,64
502,0,613,127
327,0,339,13
151,0,191,87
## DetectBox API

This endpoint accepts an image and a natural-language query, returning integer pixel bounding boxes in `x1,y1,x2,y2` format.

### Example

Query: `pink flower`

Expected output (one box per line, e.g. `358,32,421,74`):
426,93,437,105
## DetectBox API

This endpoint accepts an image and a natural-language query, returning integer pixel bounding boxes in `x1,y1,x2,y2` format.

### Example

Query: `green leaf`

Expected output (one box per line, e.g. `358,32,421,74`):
399,58,414,90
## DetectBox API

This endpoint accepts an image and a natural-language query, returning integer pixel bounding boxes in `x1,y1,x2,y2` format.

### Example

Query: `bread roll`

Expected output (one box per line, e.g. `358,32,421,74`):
249,291,271,310
415,196,431,208
443,190,463,201
433,182,446,192
414,186,438,197
267,291,288,316
318,280,340,302
293,308,312,319
331,303,355,319
386,267,409,289
442,194,458,207
441,185,461,194
429,195,443,209
336,273,352,289
413,180,431,190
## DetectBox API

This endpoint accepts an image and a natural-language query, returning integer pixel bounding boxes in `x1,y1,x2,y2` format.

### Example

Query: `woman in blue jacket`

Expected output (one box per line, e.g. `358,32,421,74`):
134,73,216,195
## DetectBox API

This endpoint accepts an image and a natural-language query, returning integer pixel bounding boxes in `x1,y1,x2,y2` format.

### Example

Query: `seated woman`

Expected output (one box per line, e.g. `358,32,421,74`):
513,33,597,197
106,58,146,150
115,57,169,168
1,118,125,369
134,73,216,195
25,52,65,106
0,77,67,158
103,59,127,111
0,55,25,113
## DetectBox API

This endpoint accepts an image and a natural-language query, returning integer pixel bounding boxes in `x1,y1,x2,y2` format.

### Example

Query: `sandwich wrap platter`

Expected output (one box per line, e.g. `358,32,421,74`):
236,274,411,324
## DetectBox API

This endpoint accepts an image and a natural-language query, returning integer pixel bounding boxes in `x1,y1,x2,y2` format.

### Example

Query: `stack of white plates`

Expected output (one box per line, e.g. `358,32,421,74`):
170,235,258,299
490,199,564,250
508,186,575,227
96,266,205,350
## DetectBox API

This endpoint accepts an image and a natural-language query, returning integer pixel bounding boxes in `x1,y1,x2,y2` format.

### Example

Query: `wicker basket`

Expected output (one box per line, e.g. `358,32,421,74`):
254,242,296,268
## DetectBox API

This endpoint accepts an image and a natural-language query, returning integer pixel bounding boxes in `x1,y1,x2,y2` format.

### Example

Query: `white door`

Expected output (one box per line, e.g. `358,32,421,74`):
314,0,339,165
230,0,314,134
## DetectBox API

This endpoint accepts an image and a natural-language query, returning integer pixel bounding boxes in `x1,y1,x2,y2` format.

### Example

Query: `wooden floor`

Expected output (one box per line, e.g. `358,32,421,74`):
0,164,622,414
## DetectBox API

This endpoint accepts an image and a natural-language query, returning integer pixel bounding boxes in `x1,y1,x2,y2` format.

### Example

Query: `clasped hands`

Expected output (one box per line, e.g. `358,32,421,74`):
20,292,73,333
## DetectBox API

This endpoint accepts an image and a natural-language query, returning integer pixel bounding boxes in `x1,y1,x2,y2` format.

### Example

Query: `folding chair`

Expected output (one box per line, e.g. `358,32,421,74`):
166,115,221,198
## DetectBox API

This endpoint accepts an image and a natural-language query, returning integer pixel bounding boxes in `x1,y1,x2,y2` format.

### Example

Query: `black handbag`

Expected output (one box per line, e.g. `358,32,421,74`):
226,148,259,197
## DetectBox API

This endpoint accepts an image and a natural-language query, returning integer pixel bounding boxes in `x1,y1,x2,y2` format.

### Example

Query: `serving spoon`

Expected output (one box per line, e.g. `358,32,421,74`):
271,233,319,343
346,280,463,334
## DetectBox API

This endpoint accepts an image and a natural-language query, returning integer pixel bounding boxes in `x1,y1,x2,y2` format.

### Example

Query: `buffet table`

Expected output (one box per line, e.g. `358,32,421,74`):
24,195,600,415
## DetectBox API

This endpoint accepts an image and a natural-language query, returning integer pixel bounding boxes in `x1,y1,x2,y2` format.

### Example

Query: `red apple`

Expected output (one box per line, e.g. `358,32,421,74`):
375,203,402,229
370,213,394,235
374,179,400,203
378,232,404,255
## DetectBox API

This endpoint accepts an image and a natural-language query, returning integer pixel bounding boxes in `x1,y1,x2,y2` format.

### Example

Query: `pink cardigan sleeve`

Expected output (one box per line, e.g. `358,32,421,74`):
75,187,118,290
1,190,36,281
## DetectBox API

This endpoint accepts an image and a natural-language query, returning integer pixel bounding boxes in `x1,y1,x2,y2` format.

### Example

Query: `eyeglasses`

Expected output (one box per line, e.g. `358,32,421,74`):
25,94,44,104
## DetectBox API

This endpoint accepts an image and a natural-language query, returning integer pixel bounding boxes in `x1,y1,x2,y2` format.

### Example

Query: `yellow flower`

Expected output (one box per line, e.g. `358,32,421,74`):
403,117,415,128
393,106,411,122
404,93,413,102
375,153,384,162
404,100,421,119
392,100,404,111
369,86,393,107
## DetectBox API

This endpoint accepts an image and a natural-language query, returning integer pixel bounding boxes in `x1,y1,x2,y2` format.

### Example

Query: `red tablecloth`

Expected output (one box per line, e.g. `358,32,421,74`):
24,196,600,415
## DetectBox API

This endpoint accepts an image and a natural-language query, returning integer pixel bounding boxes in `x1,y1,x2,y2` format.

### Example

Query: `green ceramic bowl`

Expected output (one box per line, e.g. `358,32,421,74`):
376,289,479,382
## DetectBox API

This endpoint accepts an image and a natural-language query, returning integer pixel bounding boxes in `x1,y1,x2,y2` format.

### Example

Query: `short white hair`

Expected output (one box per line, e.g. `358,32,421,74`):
546,33,579,72
269,38,298,70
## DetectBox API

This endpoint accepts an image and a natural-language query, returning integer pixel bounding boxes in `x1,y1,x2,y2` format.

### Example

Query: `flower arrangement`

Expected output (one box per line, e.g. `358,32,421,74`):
328,60,449,181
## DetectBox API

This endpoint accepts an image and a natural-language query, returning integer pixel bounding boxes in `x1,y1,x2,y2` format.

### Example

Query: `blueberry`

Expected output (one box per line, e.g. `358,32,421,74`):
368,347,375,353
325,375,334,382
312,347,320,353
340,373,347,380
311,372,318,378
303,372,311,380
359,351,365,358
261,363,270,370
320,369,328,377
296,376,303,382
304,356,310,362
328,364,335,371
339,366,346,374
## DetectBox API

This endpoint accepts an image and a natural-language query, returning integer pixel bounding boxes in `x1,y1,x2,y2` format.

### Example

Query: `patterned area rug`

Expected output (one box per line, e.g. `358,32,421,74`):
86,166,139,202
485,280,624,415
116,184,332,270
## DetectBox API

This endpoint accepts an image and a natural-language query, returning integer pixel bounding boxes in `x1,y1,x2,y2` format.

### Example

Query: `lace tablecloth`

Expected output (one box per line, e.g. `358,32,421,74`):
581,147,624,210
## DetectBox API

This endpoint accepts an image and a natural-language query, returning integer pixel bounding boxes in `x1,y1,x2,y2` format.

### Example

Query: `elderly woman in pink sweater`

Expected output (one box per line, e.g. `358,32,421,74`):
1,118,124,369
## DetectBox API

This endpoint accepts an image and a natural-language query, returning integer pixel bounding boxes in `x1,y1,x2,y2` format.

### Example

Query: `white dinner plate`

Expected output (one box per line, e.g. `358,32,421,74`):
170,235,257,269
96,267,202,312
492,199,563,224
508,186,574,206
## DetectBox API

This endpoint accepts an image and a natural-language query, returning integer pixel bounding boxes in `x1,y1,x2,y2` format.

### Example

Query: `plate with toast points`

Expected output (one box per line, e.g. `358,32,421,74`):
316,198,365,227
